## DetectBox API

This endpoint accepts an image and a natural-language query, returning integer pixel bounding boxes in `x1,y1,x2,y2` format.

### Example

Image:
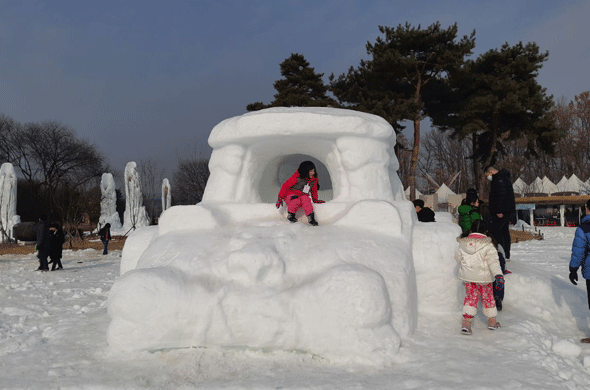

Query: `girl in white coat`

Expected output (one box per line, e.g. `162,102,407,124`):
455,219,505,335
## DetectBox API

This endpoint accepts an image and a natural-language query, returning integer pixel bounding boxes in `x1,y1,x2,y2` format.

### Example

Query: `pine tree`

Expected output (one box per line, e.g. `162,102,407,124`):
330,22,475,199
430,42,560,192
246,53,336,111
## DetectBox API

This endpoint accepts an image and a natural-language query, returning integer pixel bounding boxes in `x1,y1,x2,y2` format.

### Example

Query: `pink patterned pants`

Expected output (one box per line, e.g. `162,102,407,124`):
286,195,314,216
463,282,496,318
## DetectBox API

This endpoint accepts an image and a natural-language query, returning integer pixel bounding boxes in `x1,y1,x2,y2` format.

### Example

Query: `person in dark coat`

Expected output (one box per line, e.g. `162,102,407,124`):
412,199,436,222
48,223,65,271
569,199,590,343
35,214,50,271
99,223,112,255
485,166,516,261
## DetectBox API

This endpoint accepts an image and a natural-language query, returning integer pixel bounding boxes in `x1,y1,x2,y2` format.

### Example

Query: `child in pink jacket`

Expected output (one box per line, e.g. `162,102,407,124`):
455,220,505,335
276,161,324,226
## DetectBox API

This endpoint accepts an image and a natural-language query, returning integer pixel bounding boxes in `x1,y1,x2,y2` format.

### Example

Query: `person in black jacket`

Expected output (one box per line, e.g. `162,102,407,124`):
484,166,516,261
412,199,436,222
48,223,65,271
35,214,50,271
99,223,112,255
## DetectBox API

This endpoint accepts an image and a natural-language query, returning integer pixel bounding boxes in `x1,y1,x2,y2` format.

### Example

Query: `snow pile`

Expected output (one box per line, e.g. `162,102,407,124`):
107,108,460,365
0,162,20,241
122,162,149,232
99,173,122,231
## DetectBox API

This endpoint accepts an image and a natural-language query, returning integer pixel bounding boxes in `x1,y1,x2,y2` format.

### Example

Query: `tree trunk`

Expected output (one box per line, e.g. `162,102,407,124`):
480,128,498,198
471,133,480,194
409,118,421,201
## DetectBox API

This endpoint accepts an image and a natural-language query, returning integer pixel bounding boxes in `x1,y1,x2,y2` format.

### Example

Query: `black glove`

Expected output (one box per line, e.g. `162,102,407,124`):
494,275,505,290
569,267,578,285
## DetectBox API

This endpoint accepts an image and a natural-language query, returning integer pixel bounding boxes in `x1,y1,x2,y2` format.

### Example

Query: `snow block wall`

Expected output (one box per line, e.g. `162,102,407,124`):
108,108,460,365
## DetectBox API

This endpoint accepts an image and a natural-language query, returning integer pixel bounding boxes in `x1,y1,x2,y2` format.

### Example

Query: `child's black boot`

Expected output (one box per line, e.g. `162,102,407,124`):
307,213,318,226
287,212,298,223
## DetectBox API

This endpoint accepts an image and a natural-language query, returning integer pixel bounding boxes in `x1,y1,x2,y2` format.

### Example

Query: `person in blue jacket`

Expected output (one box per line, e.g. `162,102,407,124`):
569,199,590,343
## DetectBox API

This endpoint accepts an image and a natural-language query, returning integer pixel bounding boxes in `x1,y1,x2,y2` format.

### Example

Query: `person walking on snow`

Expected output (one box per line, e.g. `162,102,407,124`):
99,223,112,255
456,219,504,335
48,222,65,271
569,199,590,343
459,188,510,311
276,161,324,226
35,214,50,272
484,165,516,261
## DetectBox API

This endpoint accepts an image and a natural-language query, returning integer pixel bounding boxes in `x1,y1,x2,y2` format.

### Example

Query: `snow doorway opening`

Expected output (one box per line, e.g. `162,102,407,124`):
259,153,333,203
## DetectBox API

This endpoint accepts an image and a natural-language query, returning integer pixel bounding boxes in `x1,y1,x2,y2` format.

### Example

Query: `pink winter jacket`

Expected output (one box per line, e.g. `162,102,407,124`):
455,233,503,284
277,171,319,202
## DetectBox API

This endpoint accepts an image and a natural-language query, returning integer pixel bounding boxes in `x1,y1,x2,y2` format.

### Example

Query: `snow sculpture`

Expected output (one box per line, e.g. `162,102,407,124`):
99,173,122,231
0,163,20,242
107,108,460,365
122,162,149,231
161,178,171,213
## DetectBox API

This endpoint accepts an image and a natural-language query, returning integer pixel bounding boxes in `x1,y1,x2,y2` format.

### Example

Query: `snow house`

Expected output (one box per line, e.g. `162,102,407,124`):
107,107,461,365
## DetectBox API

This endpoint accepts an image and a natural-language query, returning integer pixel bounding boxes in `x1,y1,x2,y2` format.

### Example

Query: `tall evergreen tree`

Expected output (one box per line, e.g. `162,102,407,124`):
247,53,337,111
330,22,475,199
430,42,560,192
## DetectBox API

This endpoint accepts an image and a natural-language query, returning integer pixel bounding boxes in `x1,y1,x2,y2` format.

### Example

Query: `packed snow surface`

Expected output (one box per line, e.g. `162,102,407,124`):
2,227,590,388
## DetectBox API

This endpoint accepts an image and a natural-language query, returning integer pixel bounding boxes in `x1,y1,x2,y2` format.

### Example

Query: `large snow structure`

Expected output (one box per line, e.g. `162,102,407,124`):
122,162,149,231
0,163,20,241
107,108,460,365
99,173,122,231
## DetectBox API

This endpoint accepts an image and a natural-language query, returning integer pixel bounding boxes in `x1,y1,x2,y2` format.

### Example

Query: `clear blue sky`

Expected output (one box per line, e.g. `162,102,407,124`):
1,0,588,176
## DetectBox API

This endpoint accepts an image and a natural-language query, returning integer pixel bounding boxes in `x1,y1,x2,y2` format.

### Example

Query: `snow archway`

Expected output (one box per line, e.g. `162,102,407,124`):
202,107,405,204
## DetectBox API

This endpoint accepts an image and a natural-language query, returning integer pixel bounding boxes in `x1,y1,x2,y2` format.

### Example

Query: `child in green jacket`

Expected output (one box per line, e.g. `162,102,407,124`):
458,191,481,233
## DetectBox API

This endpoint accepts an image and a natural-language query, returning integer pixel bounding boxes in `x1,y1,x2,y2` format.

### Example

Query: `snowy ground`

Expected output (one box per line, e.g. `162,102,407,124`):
1,226,590,389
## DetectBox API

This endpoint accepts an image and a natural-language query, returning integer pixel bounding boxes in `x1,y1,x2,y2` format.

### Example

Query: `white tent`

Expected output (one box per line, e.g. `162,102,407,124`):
513,177,527,196
404,186,423,198
541,176,559,195
529,177,544,194
556,176,569,192
435,183,455,203
566,174,586,194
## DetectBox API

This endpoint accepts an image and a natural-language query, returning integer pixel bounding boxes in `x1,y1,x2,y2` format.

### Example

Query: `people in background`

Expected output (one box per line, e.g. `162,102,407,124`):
458,190,482,233
35,214,50,272
99,223,112,255
48,222,65,271
412,199,435,222
484,166,516,261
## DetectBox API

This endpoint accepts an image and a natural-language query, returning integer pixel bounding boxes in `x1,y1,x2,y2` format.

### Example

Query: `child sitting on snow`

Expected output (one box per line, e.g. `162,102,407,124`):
276,161,324,226
455,219,504,335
